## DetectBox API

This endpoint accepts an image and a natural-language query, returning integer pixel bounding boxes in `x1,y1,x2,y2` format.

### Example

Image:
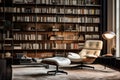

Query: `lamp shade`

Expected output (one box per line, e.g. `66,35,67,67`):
102,31,115,40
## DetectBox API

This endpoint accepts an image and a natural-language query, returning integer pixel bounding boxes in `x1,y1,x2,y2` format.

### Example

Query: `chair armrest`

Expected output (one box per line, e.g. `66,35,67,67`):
85,54,98,58
68,52,80,59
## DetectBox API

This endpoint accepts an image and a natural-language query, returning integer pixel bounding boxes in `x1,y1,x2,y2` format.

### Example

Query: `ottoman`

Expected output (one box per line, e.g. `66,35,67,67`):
42,57,71,75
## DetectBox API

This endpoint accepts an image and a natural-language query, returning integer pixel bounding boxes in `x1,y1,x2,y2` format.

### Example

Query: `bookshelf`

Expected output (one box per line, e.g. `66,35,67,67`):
0,0,107,58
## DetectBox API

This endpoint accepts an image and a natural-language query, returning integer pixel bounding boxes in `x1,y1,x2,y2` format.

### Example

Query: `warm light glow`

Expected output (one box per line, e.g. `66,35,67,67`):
102,31,115,40
104,33,115,39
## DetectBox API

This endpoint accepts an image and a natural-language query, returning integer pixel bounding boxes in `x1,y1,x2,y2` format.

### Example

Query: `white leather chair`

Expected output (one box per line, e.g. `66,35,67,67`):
68,40,103,69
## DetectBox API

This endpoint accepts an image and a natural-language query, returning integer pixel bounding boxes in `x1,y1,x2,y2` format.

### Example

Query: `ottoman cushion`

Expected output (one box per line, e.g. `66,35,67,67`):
42,57,71,66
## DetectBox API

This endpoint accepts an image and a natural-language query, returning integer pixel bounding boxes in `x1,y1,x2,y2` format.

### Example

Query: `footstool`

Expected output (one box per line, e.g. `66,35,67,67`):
42,57,71,75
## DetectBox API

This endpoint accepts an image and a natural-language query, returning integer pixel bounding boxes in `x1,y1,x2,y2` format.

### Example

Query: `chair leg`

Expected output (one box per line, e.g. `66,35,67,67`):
47,65,68,75
80,64,94,69
72,63,94,69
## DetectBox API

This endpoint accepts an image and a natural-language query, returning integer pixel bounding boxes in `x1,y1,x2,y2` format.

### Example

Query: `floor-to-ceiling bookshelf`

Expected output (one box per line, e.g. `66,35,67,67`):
0,0,107,59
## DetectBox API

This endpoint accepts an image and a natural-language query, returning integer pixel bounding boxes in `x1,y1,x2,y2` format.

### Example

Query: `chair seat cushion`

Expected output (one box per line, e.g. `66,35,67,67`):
42,57,71,66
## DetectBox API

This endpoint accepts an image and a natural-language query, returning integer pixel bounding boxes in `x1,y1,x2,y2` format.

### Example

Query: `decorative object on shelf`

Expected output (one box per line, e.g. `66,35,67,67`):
5,52,11,57
52,26,59,31
102,31,115,56
50,35,57,40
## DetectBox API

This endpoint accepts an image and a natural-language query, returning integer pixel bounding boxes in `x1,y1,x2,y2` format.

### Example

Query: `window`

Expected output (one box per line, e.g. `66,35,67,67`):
116,0,120,57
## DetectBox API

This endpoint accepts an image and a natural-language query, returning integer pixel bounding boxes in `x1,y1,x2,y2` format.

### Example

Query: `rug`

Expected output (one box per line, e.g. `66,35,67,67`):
12,64,120,80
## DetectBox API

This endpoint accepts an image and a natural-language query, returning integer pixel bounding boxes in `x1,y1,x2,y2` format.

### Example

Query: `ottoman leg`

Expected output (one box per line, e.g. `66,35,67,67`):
47,65,68,75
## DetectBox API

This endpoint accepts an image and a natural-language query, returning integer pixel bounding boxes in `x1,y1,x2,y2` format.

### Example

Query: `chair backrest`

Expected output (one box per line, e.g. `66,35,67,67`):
79,40,103,58
84,40,103,50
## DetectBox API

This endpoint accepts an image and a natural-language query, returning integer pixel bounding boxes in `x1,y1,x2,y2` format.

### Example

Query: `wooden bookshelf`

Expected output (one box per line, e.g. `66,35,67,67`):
0,0,107,58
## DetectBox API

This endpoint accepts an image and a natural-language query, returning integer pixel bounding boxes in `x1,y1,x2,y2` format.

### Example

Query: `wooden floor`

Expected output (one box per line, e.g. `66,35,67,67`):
12,64,120,80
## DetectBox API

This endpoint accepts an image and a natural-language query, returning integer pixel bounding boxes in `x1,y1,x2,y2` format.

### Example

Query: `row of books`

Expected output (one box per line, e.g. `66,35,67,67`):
75,26,99,32
13,0,36,4
12,23,99,32
51,25,99,32
86,26,99,32
37,53,53,58
22,52,54,58
52,25,99,32
3,44,12,50
13,33,99,40
13,33,48,40
85,34,99,39
13,0,99,5
12,43,84,50
13,33,83,40
12,16,100,23
1,7,100,15
49,34,84,40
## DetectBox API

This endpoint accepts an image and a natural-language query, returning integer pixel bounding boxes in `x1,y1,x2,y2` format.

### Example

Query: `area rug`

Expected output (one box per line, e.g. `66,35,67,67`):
12,64,120,80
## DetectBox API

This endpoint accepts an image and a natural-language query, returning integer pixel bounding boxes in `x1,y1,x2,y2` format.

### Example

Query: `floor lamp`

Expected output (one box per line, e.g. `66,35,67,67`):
102,31,115,56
